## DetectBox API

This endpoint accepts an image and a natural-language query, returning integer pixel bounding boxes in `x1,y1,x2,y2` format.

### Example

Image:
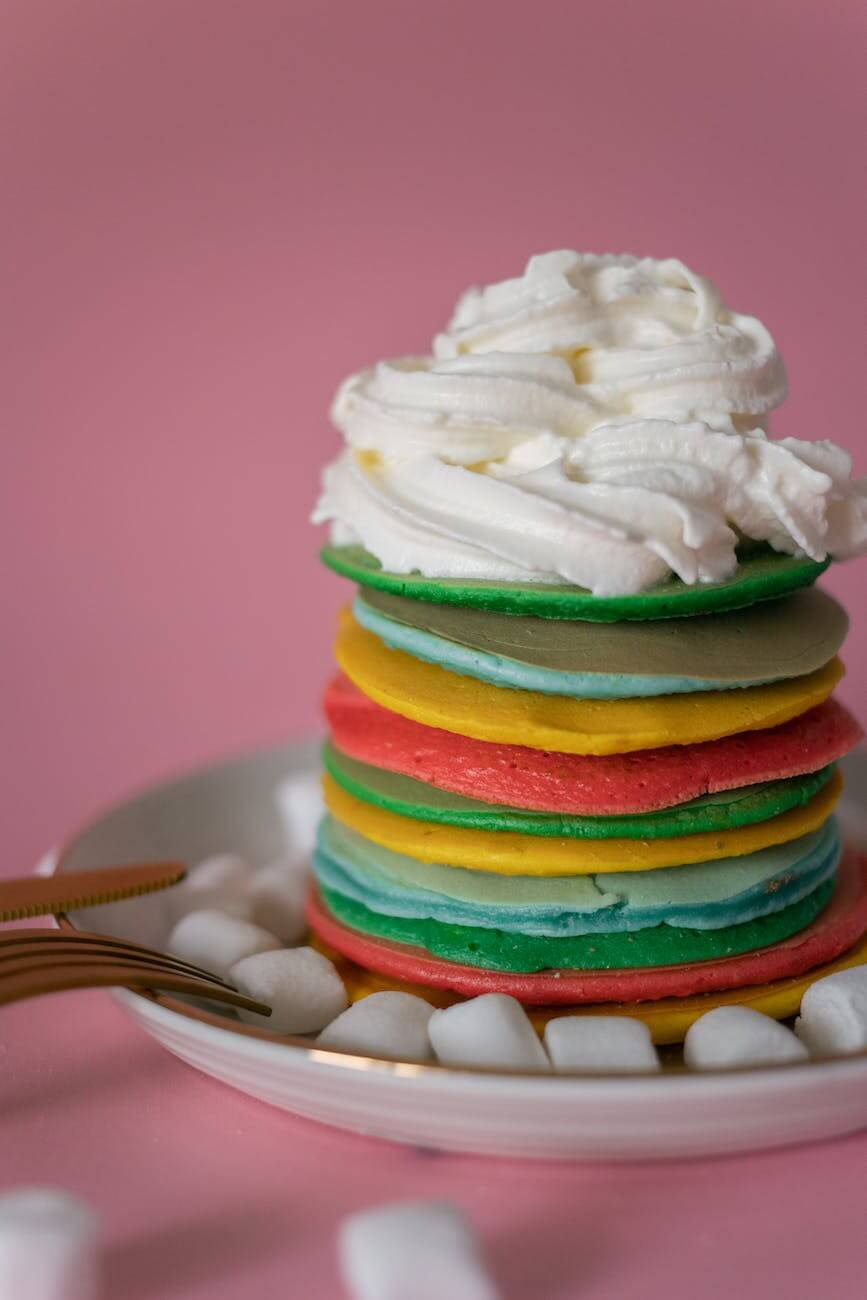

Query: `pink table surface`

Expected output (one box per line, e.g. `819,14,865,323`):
4,3,866,1297
2,985,865,1300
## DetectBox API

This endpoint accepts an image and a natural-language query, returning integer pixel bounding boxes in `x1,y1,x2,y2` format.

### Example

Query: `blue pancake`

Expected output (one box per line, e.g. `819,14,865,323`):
313,814,842,938
353,585,848,698
351,594,770,697
317,877,837,972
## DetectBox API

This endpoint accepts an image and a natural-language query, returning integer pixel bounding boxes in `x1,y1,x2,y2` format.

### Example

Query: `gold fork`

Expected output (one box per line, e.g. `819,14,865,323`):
0,929,270,1016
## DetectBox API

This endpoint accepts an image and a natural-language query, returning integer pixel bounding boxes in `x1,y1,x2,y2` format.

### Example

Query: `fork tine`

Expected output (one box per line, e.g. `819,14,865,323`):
0,934,234,986
0,928,182,961
0,929,236,985
0,960,271,1016
0,948,232,986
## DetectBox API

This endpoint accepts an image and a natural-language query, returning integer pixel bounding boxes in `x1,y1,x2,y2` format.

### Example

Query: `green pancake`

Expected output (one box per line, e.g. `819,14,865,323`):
356,586,847,685
321,543,830,622
319,876,836,973
323,744,836,839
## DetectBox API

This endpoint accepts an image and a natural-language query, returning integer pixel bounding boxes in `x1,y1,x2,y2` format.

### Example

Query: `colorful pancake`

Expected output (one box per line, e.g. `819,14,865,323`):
322,543,830,621
354,585,847,697
334,609,843,754
322,770,842,876
305,848,867,1014
324,678,863,815
313,816,841,938
324,743,836,839
317,878,835,971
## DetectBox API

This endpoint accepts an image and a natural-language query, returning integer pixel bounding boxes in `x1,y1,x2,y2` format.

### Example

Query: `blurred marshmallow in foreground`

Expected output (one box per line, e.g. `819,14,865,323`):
428,994,550,1072
0,1188,99,1300
795,967,867,1057
544,1015,660,1073
684,1007,808,1070
339,1200,500,1300
317,991,434,1062
273,770,323,862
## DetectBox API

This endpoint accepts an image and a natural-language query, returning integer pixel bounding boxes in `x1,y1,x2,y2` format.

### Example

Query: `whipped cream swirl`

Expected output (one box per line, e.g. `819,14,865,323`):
315,251,866,596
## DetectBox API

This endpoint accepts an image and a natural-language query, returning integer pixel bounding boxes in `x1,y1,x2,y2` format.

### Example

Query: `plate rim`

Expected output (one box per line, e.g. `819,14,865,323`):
107,982,867,1093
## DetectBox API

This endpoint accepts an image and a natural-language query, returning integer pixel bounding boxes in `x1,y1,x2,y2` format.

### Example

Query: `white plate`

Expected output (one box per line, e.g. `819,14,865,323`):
52,740,867,1162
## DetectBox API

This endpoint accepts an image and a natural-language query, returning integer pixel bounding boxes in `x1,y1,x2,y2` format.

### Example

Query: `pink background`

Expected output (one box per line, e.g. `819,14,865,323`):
3,990,866,1300
2,3,865,1298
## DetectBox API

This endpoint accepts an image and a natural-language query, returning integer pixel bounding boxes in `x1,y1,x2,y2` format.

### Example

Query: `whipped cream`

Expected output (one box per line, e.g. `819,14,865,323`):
315,251,866,596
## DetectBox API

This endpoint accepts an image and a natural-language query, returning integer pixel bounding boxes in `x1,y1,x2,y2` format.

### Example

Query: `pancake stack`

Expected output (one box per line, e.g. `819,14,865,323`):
307,545,867,1043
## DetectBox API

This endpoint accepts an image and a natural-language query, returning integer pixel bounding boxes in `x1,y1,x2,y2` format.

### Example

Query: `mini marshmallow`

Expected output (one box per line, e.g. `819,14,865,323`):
166,853,255,923
338,1200,501,1300
0,1187,99,1300
167,909,281,980
33,852,59,878
428,994,549,1072
247,860,309,945
274,770,323,861
229,946,348,1034
544,1015,660,1073
795,967,867,1057
316,992,434,1062
183,852,254,889
684,1006,808,1070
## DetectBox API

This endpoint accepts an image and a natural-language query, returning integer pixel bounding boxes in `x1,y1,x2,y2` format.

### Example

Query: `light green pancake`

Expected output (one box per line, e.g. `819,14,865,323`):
321,542,830,622
356,586,847,688
318,877,836,972
323,744,837,839
313,815,841,934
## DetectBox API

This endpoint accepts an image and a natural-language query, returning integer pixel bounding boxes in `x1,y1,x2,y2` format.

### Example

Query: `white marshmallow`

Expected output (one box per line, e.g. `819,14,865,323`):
230,946,348,1034
33,851,58,878
0,1188,99,1300
247,860,309,945
428,994,550,1072
274,771,323,861
544,1015,660,1073
795,967,867,1057
165,853,255,923
167,909,281,980
338,1200,500,1300
317,992,434,1062
684,1006,808,1070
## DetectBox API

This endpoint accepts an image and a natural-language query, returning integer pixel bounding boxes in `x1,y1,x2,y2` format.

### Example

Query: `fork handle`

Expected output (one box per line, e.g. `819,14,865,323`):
0,961,270,1017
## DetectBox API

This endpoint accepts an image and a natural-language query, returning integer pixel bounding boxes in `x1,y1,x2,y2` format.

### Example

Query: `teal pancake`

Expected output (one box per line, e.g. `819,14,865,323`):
313,815,841,938
317,876,836,972
353,586,847,698
323,744,836,839
321,542,830,622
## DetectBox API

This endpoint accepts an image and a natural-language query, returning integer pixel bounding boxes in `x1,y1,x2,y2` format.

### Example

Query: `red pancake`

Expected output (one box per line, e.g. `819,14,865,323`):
306,849,867,1006
324,673,862,815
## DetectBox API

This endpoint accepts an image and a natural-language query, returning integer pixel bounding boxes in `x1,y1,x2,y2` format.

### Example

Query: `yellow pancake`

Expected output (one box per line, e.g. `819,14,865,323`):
334,609,843,755
322,770,842,876
325,931,867,1046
